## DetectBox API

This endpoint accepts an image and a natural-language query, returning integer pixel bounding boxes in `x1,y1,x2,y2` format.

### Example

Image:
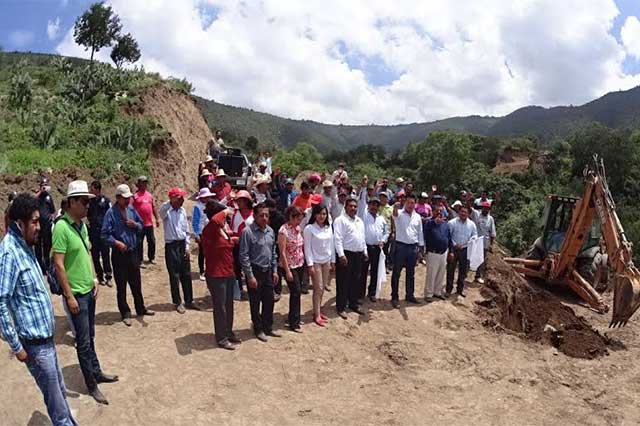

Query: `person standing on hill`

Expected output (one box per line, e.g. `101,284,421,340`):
331,162,349,184
132,176,160,265
277,205,305,332
102,184,155,327
52,181,119,405
423,207,452,302
292,182,313,210
160,187,201,314
0,193,78,425
231,190,254,300
88,181,113,287
274,169,297,211
362,197,389,303
212,169,232,204
321,180,337,217
35,177,55,272
239,203,280,342
333,197,367,318
471,201,496,284
192,188,216,281
446,206,478,297
202,201,241,350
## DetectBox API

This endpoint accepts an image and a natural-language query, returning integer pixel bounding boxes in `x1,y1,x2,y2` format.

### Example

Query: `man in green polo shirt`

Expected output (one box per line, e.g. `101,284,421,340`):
52,180,119,405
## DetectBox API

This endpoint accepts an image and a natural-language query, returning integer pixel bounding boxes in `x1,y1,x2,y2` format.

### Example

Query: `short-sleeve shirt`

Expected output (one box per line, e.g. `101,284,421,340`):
51,214,94,295
132,190,155,227
278,224,304,269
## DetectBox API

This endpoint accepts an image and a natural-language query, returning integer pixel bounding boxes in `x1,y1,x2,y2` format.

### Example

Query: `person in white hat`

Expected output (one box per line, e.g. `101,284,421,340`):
192,187,217,281
252,176,272,204
102,184,155,327
211,169,231,204
52,180,118,405
321,180,337,217
199,169,213,190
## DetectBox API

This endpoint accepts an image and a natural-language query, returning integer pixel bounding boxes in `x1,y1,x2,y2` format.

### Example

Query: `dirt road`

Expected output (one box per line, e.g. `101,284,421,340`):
2,239,640,426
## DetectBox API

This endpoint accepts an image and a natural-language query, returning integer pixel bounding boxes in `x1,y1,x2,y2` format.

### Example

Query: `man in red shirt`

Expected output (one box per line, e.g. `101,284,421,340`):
212,169,232,204
292,182,312,210
131,176,160,264
202,201,241,350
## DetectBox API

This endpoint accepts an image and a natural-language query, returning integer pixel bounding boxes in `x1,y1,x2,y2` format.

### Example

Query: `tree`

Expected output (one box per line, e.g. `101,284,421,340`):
272,143,327,177
73,2,122,65
245,135,259,152
110,33,141,69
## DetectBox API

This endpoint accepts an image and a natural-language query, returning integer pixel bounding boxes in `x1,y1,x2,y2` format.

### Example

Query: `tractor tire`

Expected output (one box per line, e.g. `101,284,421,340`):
577,251,609,292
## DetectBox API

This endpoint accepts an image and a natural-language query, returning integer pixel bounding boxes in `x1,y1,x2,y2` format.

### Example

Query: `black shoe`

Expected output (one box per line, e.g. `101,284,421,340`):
90,387,109,405
406,296,422,305
434,294,446,301
457,292,467,298
444,291,452,299
424,296,434,303
228,335,241,344
256,332,268,342
139,309,155,316
337,310,348,319
240,290,249,301
96,373,119,383
185,303,201,311
290,326,303,333
122,317,132,327
369,295,377,303
350,306,365,315
301,287,310,295
391,300,400,309
149,259,156,265
265,330,282,338
219,340,236,351
274,293,281,302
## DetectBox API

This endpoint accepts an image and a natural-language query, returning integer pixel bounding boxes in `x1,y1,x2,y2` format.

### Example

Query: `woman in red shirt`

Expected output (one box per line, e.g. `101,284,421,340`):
277,205,305,332
201,201,242,350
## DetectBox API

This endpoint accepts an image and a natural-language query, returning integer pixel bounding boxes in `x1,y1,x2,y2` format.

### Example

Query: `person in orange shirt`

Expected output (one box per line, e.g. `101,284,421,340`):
292,182,312,210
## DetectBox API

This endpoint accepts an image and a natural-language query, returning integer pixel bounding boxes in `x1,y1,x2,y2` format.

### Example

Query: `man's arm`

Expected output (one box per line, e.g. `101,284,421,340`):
182,210,190,252
152,198,160,226
158,201,170,221
52,251,78,314
333,219,345,258
271,230,278,274
0,254,23,354
239,228,253,280
381,218,390,244
101,209,117,248
418,216,425,248
192,206,201,236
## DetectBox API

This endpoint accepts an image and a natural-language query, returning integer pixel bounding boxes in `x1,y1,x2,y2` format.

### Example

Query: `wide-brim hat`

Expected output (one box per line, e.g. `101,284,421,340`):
201,169,212,177
255,176,271,186
322,180,333,187
67,180,95,198
216,169,227,177
205,155,214,162
137,175,149,183
197,188,216,200
115,184,133,198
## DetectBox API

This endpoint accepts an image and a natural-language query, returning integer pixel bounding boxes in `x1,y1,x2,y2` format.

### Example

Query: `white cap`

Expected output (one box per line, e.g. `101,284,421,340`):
67,180,95,198
115,184,133,198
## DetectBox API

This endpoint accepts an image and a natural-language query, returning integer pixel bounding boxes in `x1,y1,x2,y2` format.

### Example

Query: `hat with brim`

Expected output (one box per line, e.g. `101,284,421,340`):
480,201,492,208
285,178,294,185
115,184,133,198
255,176,271,186
322,180,333,188
378,192,388,199
137,175,149,183
200,169,212,177
205,155,214,162
168,187,188,198
368,197,380,205
396,177,405,184
235,190,252,201
452,200,463,208
67,180,95,198
197,188,216,200
420,192,429,199
310,194,323,206
216,169,227,177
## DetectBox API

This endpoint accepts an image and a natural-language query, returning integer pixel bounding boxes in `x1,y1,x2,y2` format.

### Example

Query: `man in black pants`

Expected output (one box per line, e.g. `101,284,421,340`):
102,184,154,326
333,198,367,319
362,197,389,302
35,177,55,272
446,206,478,297
160,187,200,314
239,203,279,342
89,181,113,287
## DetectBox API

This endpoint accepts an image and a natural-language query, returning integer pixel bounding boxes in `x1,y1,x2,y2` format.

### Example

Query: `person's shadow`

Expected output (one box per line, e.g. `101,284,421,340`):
61,364,88,396
27,410,49,426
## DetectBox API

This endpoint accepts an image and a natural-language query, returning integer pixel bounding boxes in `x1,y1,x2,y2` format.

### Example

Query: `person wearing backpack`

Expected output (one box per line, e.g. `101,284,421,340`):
52,181,119,405
0,193,78,426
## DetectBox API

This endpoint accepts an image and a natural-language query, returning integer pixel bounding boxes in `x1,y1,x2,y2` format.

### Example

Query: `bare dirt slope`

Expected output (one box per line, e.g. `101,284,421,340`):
133,85,213,196
2,232,640,426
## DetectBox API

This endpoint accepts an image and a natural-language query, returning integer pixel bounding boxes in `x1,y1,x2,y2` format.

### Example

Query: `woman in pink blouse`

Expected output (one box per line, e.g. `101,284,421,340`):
278,205,305,332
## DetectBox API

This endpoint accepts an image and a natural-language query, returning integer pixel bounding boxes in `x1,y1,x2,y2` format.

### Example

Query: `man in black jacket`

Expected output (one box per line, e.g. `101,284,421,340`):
35,177,55,272
88,181,113,287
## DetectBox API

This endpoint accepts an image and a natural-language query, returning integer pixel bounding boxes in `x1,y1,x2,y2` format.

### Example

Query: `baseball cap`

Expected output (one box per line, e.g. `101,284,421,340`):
168,187,188,198
115,184,133,198
310,194,323,206
137,175,149,183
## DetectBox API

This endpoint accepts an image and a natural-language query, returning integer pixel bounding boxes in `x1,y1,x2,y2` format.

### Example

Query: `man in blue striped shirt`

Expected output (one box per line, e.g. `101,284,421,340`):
0,194,77,425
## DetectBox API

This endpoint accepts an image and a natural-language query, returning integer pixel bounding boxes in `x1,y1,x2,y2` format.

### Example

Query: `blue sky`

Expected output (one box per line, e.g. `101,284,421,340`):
2,0,640,124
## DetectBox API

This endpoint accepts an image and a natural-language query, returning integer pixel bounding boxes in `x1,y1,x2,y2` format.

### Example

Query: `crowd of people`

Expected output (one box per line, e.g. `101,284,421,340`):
0,143,498,425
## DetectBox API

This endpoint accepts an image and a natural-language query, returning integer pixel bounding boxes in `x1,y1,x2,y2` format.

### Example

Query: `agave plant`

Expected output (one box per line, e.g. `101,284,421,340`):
8,72,33,125
30,113,57,149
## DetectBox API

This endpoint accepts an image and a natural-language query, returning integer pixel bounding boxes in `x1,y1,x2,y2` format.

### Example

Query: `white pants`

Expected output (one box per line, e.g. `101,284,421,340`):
424,250,448,298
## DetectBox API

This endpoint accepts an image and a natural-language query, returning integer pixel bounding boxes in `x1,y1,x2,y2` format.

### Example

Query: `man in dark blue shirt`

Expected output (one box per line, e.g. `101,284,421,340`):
35,177,55,272
423,207,452,302
101,184,154,326
89,181,113,287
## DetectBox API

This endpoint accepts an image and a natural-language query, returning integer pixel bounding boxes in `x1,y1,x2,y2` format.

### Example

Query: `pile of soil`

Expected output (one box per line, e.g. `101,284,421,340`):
477,250,608,359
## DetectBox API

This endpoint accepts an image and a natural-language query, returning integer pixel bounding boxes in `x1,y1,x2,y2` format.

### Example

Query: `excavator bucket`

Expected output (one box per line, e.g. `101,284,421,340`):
610,270,640,327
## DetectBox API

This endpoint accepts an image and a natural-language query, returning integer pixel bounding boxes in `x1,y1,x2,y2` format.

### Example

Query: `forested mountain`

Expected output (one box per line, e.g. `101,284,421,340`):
196,85,640,151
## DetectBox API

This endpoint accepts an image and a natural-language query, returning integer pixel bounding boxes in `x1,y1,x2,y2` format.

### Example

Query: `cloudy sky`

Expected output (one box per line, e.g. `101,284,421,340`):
2,0,640,125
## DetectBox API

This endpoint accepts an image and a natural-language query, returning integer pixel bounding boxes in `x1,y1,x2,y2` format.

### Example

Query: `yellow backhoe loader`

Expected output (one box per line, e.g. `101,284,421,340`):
504,157,640,327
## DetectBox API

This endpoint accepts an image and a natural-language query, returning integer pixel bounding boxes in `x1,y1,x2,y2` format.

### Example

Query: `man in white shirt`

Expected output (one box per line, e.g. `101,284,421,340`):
333,197,367,318
331,162,349,184
446,206,478,297
390,194,424,308
331,190,347,221
361,198,389,302
321,180,337,217
471,201,496,284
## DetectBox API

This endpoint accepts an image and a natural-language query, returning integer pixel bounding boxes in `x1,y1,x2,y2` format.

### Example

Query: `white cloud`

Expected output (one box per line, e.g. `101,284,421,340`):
9,30,34,48
56,0,640,124
621,16,640,59
47,17,61,40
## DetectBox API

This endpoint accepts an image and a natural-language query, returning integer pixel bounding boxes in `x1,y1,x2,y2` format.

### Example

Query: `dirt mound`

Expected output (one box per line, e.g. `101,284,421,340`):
492,147,530,175
132,84,213,198
476,250,608,359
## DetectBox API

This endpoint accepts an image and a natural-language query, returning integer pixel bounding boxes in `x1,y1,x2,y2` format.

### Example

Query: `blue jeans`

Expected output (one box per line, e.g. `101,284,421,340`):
70,291,102,392
390,242,418,300
24,340,78,426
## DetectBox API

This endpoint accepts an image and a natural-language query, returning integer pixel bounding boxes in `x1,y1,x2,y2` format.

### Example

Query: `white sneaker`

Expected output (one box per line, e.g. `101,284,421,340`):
199,274,205,281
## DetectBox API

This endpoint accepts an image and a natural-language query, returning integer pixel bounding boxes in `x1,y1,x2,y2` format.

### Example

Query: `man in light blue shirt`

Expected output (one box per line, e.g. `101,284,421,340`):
446,206,477,297
160,187,199,314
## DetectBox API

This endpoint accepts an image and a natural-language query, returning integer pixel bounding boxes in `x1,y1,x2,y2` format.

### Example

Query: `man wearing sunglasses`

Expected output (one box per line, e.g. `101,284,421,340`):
52,181,118,405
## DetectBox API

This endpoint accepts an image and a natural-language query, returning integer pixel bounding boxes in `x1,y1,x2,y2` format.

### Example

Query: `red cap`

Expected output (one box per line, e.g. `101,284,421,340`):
235,190,252,200
480,201,492,208
309,173,321,183
396,190,406,197
168,187,188,198
310,193,323,205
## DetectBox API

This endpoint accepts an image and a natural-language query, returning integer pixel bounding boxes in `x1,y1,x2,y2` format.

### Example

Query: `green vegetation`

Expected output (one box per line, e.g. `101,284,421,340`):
0,51,165,178
73,2,123,65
